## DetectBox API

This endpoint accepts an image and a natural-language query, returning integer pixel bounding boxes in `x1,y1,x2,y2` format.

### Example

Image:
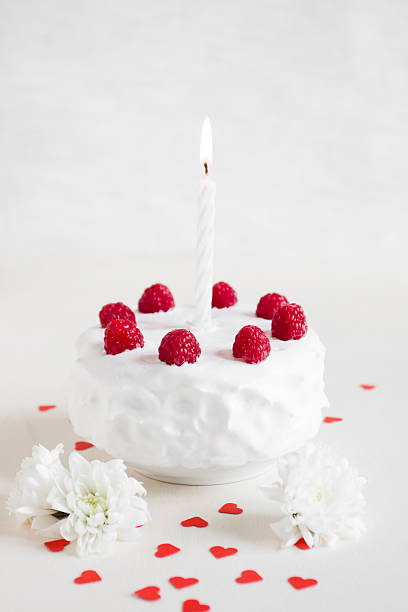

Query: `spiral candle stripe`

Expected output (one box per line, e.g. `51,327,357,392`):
194,177,216,329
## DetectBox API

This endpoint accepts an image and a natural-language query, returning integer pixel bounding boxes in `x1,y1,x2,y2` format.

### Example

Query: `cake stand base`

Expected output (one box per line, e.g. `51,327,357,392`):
127,460,277,486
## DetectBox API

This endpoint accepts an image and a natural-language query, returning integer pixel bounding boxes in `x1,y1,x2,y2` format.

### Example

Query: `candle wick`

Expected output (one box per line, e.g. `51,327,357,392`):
204,162,208,175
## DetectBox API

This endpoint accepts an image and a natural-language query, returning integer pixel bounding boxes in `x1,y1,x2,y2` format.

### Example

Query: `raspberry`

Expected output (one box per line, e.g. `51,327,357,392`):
256,293,288,320
104,319,144,355
271,303,307,341
212,282,238,309
138,283,175,313
99,302,136,328
232,325,271,364
158,329,201,366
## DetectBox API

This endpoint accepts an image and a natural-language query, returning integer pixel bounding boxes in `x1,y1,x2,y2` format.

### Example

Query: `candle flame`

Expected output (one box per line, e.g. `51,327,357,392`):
200,116,213,171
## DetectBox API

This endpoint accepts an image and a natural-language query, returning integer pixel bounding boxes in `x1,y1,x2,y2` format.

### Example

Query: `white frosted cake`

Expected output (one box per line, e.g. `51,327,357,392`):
68,295,328,485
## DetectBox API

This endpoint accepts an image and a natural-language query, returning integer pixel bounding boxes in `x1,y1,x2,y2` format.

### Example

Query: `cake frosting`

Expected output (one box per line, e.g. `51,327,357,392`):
68,305,328,484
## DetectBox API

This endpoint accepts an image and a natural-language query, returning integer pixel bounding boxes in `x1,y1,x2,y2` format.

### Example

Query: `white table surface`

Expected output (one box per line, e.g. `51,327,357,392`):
1,1,407,610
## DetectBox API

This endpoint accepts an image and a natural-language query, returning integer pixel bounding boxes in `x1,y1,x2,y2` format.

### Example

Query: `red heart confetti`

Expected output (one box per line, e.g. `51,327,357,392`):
360,384,376,390
288,576,318,590
38,405,56,412
218,503,243,515
134,586,161,601
209,546,238,559
169,576,199,589
74,570,102,584
154,543,181,558
183,600,210,612
181,516,208,528
323,417,343,423
294,538,311,550
75,441,94,451
44,538,70,552
236,570,263,584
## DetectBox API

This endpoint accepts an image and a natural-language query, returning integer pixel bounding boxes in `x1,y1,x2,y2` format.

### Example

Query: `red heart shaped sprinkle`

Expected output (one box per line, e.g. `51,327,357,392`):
218,503,243,515
38,405,56,412
183,599,210,612
294,538,311,550
288,576,318,590
209,545,238,559
360,384,376,390
236,570,263,584
74,570,101,584
44,538,70,552
75,441,94,451
134,586,161,601
169,576,199,589
181,516,208,528
323,417,343,423
154,543,180,558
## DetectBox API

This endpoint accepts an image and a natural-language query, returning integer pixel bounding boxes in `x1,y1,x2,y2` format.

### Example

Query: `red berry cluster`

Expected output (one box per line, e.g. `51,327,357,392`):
101,285,200,365
256,292,307,341
104,319,144,355
158,330,201,366
230,291,307,364
271,303,307,341
256,293,288,320
139,283,175,314
233,325,270,364
212,282,237,309
99,282,307,365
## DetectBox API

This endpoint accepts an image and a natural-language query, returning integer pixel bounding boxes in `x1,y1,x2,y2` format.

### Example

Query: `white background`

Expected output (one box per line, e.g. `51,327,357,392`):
1,1,407,610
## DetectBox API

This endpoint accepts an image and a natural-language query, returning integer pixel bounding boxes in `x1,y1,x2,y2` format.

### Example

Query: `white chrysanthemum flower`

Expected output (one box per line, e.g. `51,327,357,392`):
47,452,150,556
262,443,366,548
7,443,68,535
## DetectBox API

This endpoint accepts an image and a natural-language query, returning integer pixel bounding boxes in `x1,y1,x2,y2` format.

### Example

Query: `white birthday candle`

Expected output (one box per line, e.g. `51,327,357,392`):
194,117,216,330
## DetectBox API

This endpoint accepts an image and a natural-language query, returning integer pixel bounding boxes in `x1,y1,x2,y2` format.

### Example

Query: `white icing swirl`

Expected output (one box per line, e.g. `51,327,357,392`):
68,305,328,484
